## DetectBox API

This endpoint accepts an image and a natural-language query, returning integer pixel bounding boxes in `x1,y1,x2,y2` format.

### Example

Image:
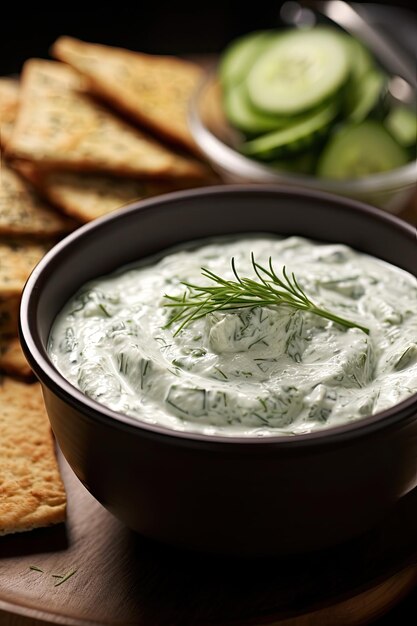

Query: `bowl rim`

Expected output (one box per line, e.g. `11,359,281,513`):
188,72,417,194
19,184,417,449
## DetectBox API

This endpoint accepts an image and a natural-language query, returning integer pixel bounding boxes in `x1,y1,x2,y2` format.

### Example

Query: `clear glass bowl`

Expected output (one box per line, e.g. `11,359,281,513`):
189,73,417,214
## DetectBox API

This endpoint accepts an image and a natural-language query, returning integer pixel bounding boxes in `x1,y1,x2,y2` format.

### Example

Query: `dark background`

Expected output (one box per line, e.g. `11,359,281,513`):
1,0,416,75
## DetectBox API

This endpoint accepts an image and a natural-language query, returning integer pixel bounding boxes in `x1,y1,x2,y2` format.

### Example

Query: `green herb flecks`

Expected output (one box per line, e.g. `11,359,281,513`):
28,565,77,587
164,255,369,336
213,366,228,379
54,568,77,587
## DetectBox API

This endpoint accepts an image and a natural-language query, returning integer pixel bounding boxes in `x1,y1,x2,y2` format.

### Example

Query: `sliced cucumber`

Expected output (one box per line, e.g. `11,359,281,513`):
317,121,408,179
219,31,274,87
218,25,414,181
384,105,417,148
241,102,338,160
343,35,375,80
345,70,387,123
340,32,386,123
246,27,350,116
223,83,289,135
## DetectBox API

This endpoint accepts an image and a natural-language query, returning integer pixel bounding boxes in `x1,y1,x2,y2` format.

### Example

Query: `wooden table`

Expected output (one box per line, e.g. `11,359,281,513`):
1,195,416,626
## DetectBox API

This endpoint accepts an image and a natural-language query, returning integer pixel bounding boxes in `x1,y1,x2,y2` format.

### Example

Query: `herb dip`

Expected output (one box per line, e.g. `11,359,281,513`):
48,236,417,437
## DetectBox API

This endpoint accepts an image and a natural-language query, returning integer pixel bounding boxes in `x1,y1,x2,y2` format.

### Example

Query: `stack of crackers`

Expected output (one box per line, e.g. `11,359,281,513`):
0,37,214,535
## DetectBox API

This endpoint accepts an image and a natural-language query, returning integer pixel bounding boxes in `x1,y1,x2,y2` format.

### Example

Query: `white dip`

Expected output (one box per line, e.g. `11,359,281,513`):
48,236,417,436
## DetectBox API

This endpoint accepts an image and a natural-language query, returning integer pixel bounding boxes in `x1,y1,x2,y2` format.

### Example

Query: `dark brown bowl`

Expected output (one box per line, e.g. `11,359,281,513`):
19,185,417,556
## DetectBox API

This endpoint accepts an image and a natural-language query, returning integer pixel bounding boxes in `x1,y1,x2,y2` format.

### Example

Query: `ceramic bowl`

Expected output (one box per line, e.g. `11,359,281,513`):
19,186,417,556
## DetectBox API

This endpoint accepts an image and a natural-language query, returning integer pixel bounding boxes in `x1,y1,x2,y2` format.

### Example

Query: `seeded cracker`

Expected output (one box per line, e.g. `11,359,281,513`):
0,296,20,336
0,378,66,535
0,337,33,378
0,158,76,238
15,162,209,223
7,59,207,180
0,78,19,149
0,239,49,298
52,37,203,154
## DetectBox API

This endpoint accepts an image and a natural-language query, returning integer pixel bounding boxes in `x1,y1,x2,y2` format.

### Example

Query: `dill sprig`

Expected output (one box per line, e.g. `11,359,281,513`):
164,254,369,336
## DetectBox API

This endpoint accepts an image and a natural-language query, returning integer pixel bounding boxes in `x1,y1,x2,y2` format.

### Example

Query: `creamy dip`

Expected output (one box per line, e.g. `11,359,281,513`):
49,236,417,437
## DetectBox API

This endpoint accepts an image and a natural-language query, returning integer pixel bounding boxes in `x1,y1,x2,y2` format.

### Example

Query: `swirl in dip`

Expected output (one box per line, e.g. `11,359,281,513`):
48,236,417,436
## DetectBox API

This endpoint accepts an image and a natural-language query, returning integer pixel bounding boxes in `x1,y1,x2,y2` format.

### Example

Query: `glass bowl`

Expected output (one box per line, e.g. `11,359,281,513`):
189,73,417,214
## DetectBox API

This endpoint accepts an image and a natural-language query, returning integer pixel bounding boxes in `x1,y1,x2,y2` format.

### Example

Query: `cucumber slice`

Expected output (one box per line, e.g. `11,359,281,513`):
384,105,417,148
219,31,274,87
246,27,350,115
340,32,386,123
317,121,408,179
345,70,387,123
343,35,375,79
241,102,338,160
223,83,289,135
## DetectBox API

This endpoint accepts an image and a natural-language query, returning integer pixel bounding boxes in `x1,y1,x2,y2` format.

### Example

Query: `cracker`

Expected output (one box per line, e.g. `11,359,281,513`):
0,295,20,336
16,162,208,223
0,78,19,149
0,158,77,238
52,37,202,154
0,239,49,298
7,59,207,180
0,377,66,535
0,337,32,378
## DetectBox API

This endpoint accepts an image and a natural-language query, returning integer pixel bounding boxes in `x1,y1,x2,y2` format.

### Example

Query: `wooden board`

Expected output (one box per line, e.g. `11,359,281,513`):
2,447,417,626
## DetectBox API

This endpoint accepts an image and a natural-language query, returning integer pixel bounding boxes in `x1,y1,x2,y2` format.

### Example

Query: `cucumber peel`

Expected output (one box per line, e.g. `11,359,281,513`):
345,70,387,123
224,83,288,134
241,102,338,160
